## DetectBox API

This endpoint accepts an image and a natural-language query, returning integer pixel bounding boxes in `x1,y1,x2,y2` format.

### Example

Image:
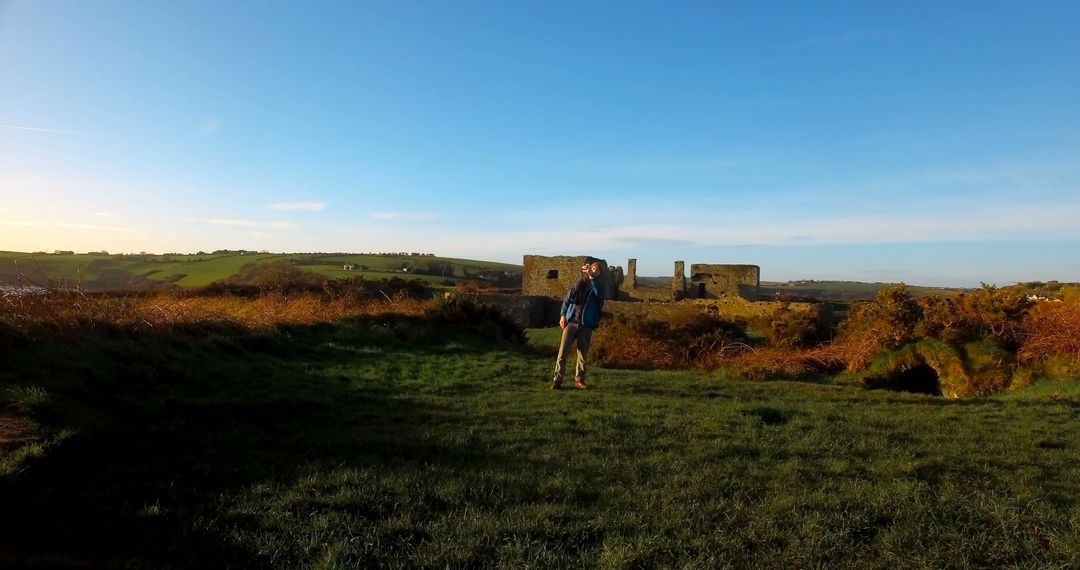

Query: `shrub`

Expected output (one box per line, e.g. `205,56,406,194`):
1019,357,1080,383
239,263,324,293
0,290,427,340
424,297,526,345
834,285,922,371
758,304,821,349
844,285,921,344
591,313,748,370
961,339,1013,396
832,284,1037,380
322,276,431,301
917,285,1031,349
209,263,325,295
727,347,836,381
1018,299,1080,366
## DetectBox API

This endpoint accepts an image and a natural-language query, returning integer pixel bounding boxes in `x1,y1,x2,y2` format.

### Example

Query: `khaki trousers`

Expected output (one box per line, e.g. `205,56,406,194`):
553,322,593,383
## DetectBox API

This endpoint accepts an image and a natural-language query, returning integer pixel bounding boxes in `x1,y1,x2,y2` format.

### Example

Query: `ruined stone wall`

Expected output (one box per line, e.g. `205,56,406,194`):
689,264,760,301
521,255,617,300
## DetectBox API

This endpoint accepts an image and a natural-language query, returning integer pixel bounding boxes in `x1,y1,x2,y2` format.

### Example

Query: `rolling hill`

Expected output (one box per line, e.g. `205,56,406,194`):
0,251,521,290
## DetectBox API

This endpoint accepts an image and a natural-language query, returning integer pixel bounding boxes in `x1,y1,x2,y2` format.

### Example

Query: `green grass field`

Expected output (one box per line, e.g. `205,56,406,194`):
632,276,963,302
144,254,283,287
0,251,520,289
0,251,117,283
759,281,965,301
2,317,1078,568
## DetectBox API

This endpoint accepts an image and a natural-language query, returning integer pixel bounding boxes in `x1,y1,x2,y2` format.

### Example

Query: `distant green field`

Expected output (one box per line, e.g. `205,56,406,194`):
633,276,964,302
304,268,451,284
0,251,521,290
144,255,283,287
759,281,967,301
0,252,117,283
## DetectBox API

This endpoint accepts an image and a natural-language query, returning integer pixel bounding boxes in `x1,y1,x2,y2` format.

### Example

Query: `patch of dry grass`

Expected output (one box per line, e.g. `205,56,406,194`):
1019,300,1080,366
0,291,427,338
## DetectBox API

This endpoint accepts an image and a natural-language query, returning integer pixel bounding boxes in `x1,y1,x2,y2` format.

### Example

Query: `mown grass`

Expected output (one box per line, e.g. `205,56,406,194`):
1,318,1078,568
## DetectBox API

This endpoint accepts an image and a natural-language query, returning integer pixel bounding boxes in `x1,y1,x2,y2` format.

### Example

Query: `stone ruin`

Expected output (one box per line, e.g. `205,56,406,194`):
521,255,618,300
687,263,760,300
464,254,803,329
521,255,760,303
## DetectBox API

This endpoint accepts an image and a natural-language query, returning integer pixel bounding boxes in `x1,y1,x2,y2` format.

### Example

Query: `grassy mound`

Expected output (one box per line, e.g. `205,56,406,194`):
858,340,1015,398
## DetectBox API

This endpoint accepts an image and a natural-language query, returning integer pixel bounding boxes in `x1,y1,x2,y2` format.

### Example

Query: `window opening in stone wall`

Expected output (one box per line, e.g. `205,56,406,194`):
546,269,559,279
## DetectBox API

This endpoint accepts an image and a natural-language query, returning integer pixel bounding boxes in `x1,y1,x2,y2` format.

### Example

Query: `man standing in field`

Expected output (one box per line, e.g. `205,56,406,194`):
552,261,605,390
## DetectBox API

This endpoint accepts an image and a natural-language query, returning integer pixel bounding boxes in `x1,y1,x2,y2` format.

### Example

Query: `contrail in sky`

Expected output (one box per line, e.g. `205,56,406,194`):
0,123,84,134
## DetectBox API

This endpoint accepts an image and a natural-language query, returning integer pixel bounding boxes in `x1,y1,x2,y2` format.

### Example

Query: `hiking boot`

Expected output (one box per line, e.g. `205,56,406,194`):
550,378,562,390
574,379,588,390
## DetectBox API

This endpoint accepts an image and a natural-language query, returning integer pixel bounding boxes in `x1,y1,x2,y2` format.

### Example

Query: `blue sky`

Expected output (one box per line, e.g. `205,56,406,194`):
2,0,1079,285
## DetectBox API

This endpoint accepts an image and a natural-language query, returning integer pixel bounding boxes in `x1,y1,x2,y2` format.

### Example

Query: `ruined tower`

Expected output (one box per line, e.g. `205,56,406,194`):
673,260,686,300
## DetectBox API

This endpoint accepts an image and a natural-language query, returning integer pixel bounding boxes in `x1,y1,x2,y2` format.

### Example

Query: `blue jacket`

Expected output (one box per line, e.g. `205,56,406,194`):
561,278,604,329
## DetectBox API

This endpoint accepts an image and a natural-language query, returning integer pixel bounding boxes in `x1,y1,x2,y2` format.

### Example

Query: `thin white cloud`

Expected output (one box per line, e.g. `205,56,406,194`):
200,118,221,134
0,123,84,134
343,199,1080,261
201,218,299,230
611,236,695,247
93,212,115,218
202,218,257,227
0,220,38,227
267,201,327,211
371,212,441,222
751,160,1080,218
53,222,134,233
